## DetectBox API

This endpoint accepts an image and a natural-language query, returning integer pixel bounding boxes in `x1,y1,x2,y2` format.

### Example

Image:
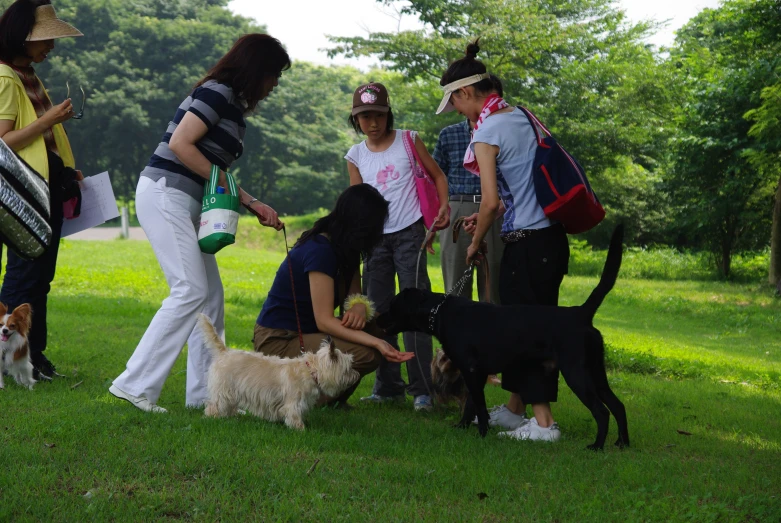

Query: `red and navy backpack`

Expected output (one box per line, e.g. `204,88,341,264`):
517,106,605,234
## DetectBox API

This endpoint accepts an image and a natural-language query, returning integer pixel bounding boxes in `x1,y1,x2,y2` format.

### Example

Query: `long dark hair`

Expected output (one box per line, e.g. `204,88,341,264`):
297,184,389,305
440,39,502,95
196,34,291,111
0,0,50,63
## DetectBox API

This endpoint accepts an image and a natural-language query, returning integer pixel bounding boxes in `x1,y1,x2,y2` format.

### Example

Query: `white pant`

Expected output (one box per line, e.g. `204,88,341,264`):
113,177,224,406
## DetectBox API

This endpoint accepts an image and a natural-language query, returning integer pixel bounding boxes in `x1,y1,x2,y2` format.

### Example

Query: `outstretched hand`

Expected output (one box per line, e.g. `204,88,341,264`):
376,340,415,363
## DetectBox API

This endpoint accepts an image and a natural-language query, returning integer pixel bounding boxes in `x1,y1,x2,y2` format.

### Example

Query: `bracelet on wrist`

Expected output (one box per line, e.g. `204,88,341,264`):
344,294,376,321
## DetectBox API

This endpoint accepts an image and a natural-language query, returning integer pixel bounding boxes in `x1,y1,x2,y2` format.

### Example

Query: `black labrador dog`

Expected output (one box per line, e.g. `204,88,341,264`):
377,225,628,450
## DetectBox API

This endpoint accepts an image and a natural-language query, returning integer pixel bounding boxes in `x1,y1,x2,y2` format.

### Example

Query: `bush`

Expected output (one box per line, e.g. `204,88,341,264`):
568,238,770,282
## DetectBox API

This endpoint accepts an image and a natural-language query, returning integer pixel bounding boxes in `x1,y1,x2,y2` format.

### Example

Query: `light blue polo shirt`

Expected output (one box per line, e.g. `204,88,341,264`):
471,108,552,233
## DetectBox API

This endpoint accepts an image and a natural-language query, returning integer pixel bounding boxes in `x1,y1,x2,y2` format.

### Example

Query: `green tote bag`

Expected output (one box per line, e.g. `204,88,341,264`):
197,165,240,254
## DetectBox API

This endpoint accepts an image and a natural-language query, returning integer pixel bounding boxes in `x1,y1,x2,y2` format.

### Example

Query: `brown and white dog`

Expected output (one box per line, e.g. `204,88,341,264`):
0,303,35,390
197,314,360,430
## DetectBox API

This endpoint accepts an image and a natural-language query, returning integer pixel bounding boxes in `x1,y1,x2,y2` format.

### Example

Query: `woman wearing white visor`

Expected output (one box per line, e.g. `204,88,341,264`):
436,40,570,442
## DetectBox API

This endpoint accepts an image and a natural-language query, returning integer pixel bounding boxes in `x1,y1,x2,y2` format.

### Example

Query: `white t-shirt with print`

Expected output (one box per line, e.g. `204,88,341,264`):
345,130,422,234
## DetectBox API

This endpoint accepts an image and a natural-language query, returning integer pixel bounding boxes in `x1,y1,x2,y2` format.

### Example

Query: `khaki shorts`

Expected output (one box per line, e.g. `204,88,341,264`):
253,323,383,378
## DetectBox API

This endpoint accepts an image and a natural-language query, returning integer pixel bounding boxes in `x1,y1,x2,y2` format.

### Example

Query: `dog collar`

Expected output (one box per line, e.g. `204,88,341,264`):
305,360,320,388
428,262,476,330
428,301,445,331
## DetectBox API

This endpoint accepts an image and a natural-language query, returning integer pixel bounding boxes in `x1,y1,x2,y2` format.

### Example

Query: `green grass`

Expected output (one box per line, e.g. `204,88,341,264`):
1,229,780,522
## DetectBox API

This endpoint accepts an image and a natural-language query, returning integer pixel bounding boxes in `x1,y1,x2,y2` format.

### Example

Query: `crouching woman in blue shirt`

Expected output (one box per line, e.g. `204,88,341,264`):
254,184,415,406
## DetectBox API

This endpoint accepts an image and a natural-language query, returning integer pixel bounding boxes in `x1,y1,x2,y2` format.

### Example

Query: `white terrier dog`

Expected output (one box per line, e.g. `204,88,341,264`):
0,302,35,390
197,314,360,430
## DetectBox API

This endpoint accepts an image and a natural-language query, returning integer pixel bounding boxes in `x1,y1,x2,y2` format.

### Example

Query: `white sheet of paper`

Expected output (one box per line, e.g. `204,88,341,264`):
61,171,120,237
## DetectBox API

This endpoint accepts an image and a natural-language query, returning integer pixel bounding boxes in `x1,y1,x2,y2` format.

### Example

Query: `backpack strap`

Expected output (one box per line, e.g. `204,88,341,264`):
517,106,551,145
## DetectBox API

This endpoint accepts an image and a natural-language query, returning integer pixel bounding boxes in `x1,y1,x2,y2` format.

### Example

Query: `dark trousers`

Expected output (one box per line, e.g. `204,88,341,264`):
499,224,569,404
363,219,433,397
0,164,63,367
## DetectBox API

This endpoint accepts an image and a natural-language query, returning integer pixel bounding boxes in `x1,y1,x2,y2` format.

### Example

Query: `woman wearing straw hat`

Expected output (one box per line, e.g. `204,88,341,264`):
0,0,83,381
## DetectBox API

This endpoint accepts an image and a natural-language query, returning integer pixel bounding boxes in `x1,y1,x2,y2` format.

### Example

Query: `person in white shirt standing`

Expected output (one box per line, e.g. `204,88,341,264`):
345,82,449,411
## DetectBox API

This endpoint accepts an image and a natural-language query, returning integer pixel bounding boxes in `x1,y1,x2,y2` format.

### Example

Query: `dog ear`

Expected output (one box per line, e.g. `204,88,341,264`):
11,304,32,335
0,302,6,317
13,303,32,317
327,335,337,360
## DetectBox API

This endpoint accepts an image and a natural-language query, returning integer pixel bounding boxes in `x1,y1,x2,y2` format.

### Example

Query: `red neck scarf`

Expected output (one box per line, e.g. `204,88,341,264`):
463,94,509,176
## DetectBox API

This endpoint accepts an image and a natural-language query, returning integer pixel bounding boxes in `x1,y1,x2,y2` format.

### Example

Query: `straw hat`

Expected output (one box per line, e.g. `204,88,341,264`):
26,4,83,42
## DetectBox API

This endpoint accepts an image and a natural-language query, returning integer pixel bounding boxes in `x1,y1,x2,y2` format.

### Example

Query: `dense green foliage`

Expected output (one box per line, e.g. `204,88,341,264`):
2,0,780,280
330,0,781,279
666,0,781,277
0,0,365,215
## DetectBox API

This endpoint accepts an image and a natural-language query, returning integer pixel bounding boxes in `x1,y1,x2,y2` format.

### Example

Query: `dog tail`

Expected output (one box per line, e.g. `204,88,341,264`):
196,313,227,355
581,224,624,322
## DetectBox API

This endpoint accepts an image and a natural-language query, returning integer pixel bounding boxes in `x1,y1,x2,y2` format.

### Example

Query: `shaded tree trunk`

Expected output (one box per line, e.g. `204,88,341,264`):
771,175,781,292
721,239,732,278
717,218,736,279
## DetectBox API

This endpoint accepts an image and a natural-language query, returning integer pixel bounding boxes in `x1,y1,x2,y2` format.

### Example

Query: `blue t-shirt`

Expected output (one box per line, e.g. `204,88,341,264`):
257,235,338,333
471,108,553,233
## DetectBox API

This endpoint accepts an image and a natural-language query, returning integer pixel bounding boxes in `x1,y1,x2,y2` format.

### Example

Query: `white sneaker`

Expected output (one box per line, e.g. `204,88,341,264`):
472,405,531,430
498,417,561,442
472,404,502,425
109,384,168,413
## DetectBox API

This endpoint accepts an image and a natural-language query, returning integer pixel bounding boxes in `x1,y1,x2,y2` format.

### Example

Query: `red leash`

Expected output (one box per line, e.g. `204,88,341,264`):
282,225,306,354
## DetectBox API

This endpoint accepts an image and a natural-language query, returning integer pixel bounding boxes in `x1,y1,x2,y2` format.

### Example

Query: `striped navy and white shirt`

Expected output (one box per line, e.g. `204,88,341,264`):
140,80,247,201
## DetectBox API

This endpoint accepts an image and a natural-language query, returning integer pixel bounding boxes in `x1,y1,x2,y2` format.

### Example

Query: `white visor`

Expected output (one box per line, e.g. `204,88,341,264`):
436,73,491,115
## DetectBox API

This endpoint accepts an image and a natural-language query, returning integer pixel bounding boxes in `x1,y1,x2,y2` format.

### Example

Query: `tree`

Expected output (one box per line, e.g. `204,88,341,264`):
741,0,781,288
0,0,373,214
31,0,260,199
236,62,364,215
747,83,781,290
667,0,780,277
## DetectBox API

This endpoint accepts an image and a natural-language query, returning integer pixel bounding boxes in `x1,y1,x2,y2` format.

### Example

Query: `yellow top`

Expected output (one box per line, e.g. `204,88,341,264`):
0,64,75,181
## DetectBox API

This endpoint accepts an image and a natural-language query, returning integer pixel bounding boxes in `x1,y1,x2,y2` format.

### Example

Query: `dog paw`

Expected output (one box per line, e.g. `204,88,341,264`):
615,438,630,448
286,419,306,431
478,423,489,438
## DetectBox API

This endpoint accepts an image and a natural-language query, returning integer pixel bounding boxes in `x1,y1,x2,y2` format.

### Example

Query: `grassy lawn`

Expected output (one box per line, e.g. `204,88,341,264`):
1,225,779,522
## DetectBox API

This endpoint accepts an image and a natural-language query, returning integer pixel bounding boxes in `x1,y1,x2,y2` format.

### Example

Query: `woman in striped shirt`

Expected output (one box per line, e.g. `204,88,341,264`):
111,34,288,413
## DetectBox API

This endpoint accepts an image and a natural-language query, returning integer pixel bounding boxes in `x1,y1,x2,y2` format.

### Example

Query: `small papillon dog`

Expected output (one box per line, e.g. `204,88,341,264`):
0,302,35,390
